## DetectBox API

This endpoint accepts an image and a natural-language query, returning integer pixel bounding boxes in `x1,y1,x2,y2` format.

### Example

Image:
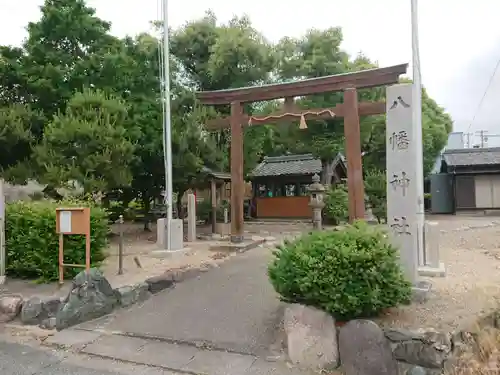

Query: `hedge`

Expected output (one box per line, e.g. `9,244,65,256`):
5,200,109,282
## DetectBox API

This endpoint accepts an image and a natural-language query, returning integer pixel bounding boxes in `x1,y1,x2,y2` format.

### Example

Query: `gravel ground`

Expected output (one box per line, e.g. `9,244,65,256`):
377,216,500,332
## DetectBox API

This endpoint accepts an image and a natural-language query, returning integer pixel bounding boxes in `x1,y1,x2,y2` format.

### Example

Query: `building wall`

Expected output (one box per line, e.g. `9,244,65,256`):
453,173,500,210
454,175,476,210
473,174,500,209
255,196,311,218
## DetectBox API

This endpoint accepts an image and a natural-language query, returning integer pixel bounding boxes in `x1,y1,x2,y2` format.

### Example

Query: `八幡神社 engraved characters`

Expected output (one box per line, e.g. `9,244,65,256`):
390,216,411,235
390,171,410,196
390,95,411,110
389,130,410,151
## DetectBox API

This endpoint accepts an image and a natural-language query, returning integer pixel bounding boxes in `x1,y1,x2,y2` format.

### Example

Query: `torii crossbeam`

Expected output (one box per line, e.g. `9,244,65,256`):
196,64,408,243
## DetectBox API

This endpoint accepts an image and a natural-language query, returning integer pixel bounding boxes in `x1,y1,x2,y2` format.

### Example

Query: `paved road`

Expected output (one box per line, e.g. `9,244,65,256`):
0,339,177,375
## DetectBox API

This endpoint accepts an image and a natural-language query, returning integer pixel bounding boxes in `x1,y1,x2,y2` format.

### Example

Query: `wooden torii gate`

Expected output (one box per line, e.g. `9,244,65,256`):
196,64,408,243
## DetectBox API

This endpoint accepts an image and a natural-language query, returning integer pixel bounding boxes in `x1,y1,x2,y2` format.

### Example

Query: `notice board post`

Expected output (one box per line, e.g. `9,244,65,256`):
56,207,91,285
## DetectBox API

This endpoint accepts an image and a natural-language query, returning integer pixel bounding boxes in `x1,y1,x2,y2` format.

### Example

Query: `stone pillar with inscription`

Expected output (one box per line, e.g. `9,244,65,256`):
386,84,419,283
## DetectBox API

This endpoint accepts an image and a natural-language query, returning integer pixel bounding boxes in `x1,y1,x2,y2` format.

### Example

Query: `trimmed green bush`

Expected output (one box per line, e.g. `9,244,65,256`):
196,199,230,224
324,184,349,225
5,200,109,282
268,222,412,321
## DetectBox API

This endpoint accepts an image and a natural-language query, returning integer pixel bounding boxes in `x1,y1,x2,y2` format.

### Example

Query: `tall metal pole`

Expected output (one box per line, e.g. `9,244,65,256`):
162,0,173,250
0,179,5,283
411,0,425,266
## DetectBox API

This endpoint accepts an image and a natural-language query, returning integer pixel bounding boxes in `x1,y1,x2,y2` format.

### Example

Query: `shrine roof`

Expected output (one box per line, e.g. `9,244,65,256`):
443,148,500,167
250,153,346,178
200,166,231,181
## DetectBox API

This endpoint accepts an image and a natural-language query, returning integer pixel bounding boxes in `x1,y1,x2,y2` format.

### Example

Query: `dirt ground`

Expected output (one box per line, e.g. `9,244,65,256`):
0,220,310,299
377,214,500,332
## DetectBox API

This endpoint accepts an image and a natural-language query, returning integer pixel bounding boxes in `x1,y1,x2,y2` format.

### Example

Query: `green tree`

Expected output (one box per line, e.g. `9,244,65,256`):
271,28,451,179
0,104,45,182
110,32,224,222
0,0,124,185
170,12,277,175
0,46,31,106
34,89,135,193
22,0,118,117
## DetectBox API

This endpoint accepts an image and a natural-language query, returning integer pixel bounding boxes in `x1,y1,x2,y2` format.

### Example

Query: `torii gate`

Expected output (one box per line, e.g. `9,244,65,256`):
195,64,408,243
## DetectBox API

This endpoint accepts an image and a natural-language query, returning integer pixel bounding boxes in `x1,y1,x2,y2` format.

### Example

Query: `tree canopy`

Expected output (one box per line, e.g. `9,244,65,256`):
0,1,453,214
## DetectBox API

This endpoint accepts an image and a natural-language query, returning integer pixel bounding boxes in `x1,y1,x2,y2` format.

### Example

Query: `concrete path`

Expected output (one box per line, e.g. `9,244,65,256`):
0,339,160,375
80,246,283,356
46,242,314,374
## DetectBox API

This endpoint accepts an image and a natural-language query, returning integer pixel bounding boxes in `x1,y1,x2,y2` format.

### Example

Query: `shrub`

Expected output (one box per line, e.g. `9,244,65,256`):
364,170,387,223
324,184,349,224
196,199,230,223
5,200,109,282
268,222,412,321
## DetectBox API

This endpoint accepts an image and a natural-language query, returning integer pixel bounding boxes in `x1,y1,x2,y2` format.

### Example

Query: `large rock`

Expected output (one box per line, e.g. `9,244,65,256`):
339,319,397,375
21,296,61,325
56,268,118,330
0,294,23,322
284,304,338,370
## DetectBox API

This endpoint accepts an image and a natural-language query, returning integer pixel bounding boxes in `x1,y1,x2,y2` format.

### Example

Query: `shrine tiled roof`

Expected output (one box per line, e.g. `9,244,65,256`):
251,154,322,177
251,153,346,178
443,148,500,167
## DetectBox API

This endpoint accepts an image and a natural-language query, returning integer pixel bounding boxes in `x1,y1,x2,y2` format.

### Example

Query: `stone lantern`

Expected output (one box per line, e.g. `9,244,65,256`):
308,173,326,230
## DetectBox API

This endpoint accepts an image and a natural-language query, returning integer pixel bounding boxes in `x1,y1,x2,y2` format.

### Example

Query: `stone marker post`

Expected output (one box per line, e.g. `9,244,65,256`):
156,218,166,248
386,84,419,284
308,174,326,230
187,193,196,242
420,220,446,277
118,215,124,275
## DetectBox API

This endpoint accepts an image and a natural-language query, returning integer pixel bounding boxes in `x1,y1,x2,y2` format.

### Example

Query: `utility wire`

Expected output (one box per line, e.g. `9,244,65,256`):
466,55,500,134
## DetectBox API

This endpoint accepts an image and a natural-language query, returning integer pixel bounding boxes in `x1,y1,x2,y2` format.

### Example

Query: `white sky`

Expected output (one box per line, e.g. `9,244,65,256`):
2,0,500,145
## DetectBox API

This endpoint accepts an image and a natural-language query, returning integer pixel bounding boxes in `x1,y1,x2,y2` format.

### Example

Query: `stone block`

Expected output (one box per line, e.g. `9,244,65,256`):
284,304,338,370
216,222,231,236
39,317,57,330
21,296,61,325
339,319,397,375
0,294,23,323
392,329,452,369
412,280,432,303
145,273,175,294
116,282,151,307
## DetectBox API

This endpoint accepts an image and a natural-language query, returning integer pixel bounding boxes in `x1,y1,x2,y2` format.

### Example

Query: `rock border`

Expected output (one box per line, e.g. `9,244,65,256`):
0,237,273,332
282,303,500,375
0,264,214,330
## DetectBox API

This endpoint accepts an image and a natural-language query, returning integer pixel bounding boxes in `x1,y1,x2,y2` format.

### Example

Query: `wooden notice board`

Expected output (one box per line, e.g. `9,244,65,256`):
56,207,91,285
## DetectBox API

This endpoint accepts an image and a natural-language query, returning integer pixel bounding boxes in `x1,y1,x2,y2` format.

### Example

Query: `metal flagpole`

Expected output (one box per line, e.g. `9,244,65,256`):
162,0,173,250
411,0,425,266
0,179,5,283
